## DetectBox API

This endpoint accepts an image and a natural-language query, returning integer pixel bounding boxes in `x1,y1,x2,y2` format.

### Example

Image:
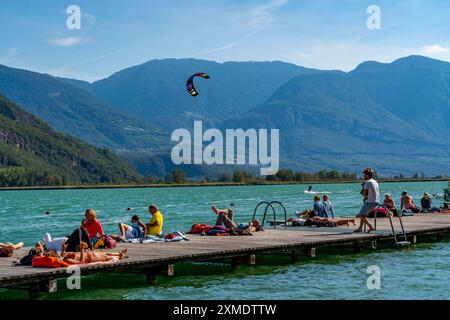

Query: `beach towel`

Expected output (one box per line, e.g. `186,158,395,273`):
126,231,189,243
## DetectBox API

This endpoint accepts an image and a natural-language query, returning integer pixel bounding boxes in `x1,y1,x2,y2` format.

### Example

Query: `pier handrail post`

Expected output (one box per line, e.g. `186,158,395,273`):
252,201,276,229
252,201,271,222
263,202,276,229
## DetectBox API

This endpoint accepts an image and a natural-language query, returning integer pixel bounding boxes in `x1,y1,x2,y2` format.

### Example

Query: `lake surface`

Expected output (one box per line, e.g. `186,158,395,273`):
0,181,449,300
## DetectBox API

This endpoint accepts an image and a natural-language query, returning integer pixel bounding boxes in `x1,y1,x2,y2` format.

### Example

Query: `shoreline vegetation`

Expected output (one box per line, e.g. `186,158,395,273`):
0,168,450,191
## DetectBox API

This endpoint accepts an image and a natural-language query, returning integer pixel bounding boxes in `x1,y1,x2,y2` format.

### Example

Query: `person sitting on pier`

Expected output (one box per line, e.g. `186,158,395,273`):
297,195,327,218
322,194,334,219
420,192,432,212
383,193,399,216
0,242,24,257
81,209,105,240
354,168,379,233
115,214,148,242
401,191,420,213
212,204,237,229
146,204,164,236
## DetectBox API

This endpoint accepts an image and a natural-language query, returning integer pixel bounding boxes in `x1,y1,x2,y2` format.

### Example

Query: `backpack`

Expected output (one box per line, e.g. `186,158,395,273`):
93,235,116,249
65,228,91,252
19,248,40,266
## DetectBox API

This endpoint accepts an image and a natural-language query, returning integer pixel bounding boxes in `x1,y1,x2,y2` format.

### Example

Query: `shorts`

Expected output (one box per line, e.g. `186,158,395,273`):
237,223,250,230
358,202,378,217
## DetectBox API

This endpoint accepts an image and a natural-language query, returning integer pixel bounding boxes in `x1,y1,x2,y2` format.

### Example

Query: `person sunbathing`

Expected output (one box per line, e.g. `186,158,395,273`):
236,219,264,234
0,242,24,257
59,242,127,265
188,219,263,236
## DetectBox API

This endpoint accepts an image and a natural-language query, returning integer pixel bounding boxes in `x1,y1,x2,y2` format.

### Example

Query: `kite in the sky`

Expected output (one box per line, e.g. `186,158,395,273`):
186,72,210,97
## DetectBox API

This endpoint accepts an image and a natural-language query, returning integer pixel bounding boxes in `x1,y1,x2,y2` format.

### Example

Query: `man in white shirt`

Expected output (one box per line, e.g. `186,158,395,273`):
354,168,380,233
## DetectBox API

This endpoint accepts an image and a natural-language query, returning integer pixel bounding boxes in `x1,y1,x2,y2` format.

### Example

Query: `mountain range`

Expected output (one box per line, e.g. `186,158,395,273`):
223,56,450,176
1,55,449,178
0,64,167,151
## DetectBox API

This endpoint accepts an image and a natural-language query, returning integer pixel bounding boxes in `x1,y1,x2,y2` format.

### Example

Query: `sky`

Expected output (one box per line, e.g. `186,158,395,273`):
0,0,449,82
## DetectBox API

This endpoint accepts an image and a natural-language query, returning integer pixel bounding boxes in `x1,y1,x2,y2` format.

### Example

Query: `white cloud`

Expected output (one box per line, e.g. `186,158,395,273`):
297,52,311,59
47,47,132,80
199,43,237,56
423,44,450,54
249,0,288,31
50,37,88,47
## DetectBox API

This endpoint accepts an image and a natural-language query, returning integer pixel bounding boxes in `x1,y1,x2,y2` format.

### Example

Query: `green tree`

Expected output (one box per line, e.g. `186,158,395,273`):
171,168,187,183
276,169,294,181
327,170,341,180
318,170,328,180
218,173,232,182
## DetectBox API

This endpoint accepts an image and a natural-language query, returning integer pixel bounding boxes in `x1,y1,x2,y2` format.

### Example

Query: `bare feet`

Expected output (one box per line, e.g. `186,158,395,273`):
119,248,128,260
8,242,24,250
367,227,375,233
353,228,363,233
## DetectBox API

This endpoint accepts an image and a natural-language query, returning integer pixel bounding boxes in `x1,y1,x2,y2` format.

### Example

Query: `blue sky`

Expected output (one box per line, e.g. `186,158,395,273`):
0,0,449,82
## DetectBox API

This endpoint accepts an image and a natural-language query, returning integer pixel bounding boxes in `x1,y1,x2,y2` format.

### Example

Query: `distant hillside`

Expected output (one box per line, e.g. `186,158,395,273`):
349,55,450,139
0,64,168,152
0,94,141,186
87,59,325,130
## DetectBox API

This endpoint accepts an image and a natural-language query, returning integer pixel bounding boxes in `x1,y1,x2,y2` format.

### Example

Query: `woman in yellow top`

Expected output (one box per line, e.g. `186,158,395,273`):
146,204,164,236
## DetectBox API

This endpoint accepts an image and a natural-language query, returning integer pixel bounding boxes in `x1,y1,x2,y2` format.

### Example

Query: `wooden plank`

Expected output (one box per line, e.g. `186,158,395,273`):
1,214,450,289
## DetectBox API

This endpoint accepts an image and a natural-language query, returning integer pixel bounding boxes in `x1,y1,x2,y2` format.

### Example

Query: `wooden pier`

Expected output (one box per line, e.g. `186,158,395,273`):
1,214,450,299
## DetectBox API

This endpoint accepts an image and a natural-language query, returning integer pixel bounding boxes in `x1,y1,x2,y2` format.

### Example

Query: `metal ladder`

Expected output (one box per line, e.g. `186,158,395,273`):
252,201,287,229
373,205,410,249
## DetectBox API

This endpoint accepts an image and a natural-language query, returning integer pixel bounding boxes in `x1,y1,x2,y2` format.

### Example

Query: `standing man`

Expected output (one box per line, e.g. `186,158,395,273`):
322,194,335,219
354,168,379,233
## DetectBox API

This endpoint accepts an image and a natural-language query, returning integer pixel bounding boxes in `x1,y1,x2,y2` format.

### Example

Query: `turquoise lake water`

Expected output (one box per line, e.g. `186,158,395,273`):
0,181,449,300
